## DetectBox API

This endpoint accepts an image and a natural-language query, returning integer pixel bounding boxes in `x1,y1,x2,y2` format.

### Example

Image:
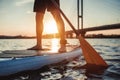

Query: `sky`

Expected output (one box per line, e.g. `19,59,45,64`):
0,0,120,36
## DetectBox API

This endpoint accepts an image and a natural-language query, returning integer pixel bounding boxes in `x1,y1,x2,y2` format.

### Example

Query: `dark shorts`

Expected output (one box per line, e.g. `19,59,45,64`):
33,0,59,13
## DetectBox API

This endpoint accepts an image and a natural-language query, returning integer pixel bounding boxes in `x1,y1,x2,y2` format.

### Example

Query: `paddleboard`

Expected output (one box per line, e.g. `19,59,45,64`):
0,46,82,76
0,45,78,58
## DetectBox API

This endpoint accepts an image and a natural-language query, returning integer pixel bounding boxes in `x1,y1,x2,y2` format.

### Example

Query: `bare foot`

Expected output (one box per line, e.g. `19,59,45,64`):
27,45,42,50
58,46,66,53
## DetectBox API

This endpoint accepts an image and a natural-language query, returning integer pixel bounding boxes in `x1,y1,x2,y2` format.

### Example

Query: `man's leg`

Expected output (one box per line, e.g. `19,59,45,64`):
51,10,67,52
28,12,44,50
36,12,44,48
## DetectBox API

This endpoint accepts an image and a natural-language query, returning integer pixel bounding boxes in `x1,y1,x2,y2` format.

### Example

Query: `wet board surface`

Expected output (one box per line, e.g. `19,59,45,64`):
0,45,79,58
0,47,82,76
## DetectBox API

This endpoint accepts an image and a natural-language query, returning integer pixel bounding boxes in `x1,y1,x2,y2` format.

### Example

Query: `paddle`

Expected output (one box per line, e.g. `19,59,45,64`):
51,0,108,68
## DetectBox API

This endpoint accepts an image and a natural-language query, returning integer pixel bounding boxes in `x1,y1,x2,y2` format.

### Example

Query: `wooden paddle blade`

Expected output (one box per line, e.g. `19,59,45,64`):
78,35,108,67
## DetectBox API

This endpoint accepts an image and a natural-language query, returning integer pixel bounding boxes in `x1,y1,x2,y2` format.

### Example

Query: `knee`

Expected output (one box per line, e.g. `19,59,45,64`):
52,11,61,19
36,12,44,20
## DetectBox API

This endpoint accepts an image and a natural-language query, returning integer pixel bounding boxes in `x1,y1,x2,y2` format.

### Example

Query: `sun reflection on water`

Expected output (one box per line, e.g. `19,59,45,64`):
51,38,59,52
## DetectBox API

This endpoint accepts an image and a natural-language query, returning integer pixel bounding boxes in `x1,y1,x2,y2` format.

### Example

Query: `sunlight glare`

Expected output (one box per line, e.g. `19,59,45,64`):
44,20,58,34
51,38,59,52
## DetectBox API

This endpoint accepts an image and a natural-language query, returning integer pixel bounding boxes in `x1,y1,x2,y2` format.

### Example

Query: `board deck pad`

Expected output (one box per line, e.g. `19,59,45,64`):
0,45,79,58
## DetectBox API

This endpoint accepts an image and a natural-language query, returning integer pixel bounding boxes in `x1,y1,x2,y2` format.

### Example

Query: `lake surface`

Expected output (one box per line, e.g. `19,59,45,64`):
0,38,120,80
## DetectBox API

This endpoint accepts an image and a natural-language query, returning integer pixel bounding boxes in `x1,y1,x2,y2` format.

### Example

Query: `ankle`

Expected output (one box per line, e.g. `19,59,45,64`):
60,44,66,48
36,44,42,48
60,40,67,45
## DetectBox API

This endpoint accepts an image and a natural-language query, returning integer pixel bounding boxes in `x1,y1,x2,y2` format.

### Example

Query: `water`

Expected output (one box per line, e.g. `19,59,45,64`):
0,38,120,80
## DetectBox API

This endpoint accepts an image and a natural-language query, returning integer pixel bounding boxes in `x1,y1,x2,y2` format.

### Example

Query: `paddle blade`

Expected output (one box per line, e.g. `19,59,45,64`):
78,35,108,67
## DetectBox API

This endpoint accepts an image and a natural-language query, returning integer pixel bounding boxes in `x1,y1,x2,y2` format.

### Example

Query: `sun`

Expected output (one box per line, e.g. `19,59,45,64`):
44,20,58,34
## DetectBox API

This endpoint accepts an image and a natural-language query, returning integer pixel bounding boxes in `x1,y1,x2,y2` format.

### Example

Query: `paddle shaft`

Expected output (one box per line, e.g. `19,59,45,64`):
51,0,108,67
